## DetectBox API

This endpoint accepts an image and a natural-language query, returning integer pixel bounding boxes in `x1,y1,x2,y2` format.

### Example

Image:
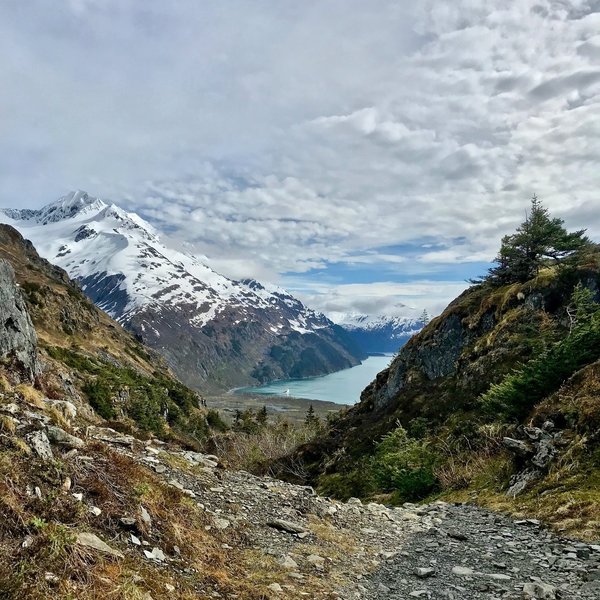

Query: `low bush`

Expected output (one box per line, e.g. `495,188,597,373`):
481,312,600,421
371,425,438,502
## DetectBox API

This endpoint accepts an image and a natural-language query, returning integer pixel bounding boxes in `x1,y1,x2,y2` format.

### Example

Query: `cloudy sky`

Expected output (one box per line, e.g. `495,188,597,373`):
2,1,599,316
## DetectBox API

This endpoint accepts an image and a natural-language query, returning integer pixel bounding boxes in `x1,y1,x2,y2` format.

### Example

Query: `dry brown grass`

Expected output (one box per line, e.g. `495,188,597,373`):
15,383,45,408
210,423,319,477
0,438,287,599
0,414,17,434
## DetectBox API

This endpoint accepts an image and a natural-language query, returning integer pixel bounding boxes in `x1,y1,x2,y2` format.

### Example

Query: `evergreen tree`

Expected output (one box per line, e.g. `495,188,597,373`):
420,309,430,324
304,404,320,428
485,196,588,285
256,405,268,427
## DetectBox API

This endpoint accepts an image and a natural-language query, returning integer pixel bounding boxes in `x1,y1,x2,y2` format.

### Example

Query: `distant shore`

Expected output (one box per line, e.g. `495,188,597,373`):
205,392,349,425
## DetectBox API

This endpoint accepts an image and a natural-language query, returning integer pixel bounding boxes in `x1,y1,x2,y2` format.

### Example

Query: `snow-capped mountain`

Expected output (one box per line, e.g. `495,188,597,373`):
1,191,363,389
333,311,424,354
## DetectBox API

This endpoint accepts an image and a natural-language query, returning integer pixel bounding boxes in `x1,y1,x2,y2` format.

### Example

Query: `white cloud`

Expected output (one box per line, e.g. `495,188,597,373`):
289,280,470,317
1,1,600,317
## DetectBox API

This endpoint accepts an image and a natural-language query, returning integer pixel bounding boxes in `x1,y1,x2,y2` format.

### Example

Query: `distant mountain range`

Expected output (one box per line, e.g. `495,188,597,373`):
333,312,425,354
1,191,363,390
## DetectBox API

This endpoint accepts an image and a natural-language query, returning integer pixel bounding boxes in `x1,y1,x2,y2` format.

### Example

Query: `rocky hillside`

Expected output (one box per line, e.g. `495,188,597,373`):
4,385,600,599
1,192,363,391
288,233,600,540
0,224,215,444
334,312,424,354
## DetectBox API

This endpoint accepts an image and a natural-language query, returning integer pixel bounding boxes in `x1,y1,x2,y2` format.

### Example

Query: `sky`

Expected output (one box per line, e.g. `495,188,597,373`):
1,0,600,317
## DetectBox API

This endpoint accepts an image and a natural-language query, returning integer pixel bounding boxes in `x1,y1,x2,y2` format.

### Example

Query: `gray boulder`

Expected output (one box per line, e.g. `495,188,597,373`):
47,425,85,449
25,430,53,460
0,260,39,379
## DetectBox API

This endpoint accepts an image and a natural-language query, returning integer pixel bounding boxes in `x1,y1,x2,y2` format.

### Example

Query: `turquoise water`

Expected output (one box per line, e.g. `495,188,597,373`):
234,355,393,405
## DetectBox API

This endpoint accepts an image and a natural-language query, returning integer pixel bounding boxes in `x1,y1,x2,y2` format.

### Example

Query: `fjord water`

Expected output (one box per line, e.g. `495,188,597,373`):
235,354,393,405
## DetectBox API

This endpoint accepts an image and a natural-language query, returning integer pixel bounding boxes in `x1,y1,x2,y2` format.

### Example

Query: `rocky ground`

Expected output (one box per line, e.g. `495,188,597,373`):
2,394,600,598
96,427,600,599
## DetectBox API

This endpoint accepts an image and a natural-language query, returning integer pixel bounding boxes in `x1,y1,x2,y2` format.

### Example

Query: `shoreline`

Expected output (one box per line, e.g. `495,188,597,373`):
206,392,350,425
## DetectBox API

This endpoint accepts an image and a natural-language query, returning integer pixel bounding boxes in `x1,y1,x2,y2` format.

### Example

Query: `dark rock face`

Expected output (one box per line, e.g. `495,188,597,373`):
289,260,600,482
125,303,363,392
0,259,39,379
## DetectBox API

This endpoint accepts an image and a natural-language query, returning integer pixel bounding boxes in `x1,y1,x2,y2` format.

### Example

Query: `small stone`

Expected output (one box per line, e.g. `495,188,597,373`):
47,425,84,449
307,554,325,569
72,492,83,502
267,519,308,534
153,464,167,474
143,547,166,562
522,582,557,599
140,506,151,526
447,530,468,541
415,567,436,578
279,555,298,569
165,584,175,593
452,566,474,576
89,506,102,517
62,477,72,491
267,583,283,593
130,534,141,546
214,518,230,530
120,517,137,528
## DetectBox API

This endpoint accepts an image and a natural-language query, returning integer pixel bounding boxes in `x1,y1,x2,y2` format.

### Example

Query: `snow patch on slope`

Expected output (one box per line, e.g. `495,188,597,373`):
0,191,332,334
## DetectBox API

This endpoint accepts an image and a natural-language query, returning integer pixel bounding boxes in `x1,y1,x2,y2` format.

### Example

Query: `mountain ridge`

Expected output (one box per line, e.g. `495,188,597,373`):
333,311,424,354
1,192,364,390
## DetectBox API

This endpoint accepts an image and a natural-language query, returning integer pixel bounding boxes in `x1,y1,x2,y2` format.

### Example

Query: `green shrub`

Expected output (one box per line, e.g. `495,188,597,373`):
481,310,600,421
318,461,376,500
371,426,438,501
206,409,228,432
82,380,115,420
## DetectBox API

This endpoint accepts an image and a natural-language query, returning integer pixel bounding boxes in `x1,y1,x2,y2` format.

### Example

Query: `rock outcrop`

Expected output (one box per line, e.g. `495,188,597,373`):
0,258,39,379
289,249,600,487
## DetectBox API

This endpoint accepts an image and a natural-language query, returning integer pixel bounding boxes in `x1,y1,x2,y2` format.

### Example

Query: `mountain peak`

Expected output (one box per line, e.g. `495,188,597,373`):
36,190,107,224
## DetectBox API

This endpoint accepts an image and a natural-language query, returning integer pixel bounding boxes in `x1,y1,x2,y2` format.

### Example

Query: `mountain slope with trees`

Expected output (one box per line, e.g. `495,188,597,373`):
0,192,364,392
285,198,600,539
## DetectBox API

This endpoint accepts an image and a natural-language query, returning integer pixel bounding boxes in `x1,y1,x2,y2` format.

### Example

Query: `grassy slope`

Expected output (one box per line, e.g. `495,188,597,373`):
301,247,600,540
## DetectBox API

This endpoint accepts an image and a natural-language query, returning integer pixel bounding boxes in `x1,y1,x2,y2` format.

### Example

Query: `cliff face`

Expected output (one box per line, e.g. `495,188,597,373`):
293,251,600,481
0,259,39,380
0,224,208,438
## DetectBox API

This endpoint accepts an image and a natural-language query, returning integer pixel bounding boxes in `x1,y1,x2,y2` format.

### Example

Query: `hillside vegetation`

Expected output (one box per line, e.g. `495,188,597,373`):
0,224,222,449
287,199,600,539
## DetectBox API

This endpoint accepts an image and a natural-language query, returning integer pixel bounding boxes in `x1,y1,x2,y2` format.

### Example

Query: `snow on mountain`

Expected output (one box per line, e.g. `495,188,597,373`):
1,191,362,389
331,310,425,354
1,191,328,331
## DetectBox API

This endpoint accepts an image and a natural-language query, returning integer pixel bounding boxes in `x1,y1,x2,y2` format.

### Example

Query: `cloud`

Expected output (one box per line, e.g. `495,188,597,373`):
288,280,470,317
1,1,600,317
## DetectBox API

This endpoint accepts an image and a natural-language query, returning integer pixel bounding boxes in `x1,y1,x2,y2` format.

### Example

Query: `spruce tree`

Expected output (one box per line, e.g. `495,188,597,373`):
304,404,320,428
486,196,588,285
257,405,268,427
